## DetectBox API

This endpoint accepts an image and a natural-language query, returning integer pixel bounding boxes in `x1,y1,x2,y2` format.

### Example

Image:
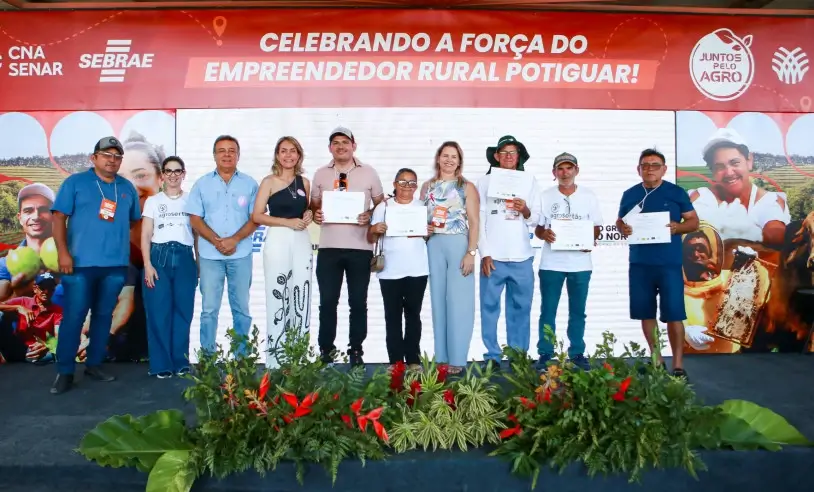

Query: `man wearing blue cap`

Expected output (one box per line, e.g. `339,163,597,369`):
49,136,141,394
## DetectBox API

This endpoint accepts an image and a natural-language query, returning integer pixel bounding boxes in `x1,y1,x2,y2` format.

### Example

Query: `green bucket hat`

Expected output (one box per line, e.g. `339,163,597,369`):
486,135,530,172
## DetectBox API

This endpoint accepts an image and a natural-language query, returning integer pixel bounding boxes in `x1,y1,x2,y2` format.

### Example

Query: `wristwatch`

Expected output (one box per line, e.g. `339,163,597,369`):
468,249,477,256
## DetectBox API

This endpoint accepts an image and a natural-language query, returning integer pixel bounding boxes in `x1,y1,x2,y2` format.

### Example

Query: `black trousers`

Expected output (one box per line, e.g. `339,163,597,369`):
379,275,428,364
316,248,373,354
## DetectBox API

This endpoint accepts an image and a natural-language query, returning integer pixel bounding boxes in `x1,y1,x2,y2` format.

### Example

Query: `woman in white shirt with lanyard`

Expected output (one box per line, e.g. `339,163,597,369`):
368,168,432,371
141,156,198,379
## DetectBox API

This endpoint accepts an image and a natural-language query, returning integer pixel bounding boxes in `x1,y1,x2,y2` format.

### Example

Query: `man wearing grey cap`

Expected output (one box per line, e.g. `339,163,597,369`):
534,153,603,370
310,126,385,368
48,136,141,394
0,183,64,303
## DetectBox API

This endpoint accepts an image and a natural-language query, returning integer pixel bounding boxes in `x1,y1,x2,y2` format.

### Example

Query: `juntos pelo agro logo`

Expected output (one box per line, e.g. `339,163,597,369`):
689,28,755,102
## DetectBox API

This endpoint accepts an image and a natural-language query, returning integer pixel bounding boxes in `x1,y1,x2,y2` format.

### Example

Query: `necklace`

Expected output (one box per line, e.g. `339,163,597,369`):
166,190,183,200
284,177,298,199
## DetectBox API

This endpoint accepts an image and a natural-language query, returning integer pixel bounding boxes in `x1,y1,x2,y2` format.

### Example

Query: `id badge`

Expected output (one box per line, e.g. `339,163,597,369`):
99,198,117,221
333,178,348,191
431,206,448,228
504,199,520,220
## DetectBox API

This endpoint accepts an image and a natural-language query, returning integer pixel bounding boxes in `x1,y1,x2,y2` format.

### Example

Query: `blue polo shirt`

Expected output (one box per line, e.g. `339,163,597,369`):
0,239,65,306
618,180,694,266
185,170,258,260
51,169,141,268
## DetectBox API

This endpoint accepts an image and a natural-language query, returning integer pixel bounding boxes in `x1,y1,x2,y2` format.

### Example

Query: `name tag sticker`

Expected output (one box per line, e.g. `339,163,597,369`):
99,199,117,221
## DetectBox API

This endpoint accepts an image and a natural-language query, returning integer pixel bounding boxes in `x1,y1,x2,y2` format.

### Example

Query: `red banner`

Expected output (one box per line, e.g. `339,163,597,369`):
0,9,812,112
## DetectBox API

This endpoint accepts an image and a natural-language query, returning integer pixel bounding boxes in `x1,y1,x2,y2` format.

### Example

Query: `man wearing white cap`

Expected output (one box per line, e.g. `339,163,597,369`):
311,126,385,368
535,152,602,370
688,127,790,246
0,183,64,304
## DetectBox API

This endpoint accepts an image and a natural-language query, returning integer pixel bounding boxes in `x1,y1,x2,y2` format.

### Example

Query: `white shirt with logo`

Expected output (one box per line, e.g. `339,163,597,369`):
538,185,603,273
476,173,541,262
142,192,195,247
371,198,430,280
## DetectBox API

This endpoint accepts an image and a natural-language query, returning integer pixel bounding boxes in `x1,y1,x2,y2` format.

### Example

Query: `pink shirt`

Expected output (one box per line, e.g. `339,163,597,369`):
311,159,384,251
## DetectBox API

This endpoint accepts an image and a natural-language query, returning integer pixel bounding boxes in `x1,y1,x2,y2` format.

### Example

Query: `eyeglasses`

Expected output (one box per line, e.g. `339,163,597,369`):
215,149,238,155
396,180,418,188
97,151,123,162
163,168,184,176
639,163,663,170
498,151,518,157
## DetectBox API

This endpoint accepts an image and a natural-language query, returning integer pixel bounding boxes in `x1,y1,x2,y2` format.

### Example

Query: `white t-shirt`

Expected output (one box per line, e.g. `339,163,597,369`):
371,198,430,280
142,192,195,246
538,185,603,273
476,173,541,262
690,185,791,241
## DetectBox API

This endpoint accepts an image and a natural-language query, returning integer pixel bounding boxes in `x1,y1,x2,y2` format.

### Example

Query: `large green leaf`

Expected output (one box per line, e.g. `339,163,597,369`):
146,450,196,492
718,399,810,451
77,410,193,472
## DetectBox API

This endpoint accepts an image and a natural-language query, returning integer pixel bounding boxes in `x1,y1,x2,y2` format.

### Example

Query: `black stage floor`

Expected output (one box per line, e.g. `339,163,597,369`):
1,354,813,492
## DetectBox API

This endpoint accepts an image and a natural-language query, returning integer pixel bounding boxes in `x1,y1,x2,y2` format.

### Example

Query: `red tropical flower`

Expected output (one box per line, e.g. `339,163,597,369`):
407,380,422,407
350,398,388,442
519,396,536,410
258,372,271,400
443,389,456,409
500,414,522,439
389,361,406,392
282,392,318,420
612,376,632,402
437,364,449,383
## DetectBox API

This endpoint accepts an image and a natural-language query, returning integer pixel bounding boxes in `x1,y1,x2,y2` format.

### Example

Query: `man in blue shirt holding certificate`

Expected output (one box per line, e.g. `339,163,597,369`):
616,149,699,380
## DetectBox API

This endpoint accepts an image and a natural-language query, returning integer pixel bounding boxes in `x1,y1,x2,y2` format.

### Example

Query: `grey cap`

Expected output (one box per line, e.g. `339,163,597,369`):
17,182,56,208
94,136,124,154
329,126,355,143
553,152,578,168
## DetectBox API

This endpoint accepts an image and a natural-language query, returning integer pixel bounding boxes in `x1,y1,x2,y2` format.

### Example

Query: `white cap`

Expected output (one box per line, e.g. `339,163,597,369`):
17,183,56,208
702,127,748,156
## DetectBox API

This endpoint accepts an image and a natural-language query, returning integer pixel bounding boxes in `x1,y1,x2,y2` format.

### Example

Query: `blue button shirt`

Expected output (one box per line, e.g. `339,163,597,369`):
185,170,258,260
51,169,141,268
618,180,694,266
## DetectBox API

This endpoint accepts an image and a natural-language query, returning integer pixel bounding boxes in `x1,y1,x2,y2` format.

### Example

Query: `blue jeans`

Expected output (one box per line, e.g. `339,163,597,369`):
480,258,534,361
198,254,253,355
537,270,592,357
143,242,198,374
56,266,127,375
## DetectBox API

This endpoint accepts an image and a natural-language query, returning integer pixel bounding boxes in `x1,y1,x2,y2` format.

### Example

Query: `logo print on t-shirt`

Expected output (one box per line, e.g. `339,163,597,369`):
158,204,167,214
551,203,560,213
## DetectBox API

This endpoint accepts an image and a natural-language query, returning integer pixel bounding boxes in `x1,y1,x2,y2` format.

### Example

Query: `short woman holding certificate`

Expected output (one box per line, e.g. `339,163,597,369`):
420,142,480,375
368,168,431,370
251,136,313,368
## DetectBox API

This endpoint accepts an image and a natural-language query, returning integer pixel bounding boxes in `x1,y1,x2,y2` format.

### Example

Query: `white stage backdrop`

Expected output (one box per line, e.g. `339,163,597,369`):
176,108,677,363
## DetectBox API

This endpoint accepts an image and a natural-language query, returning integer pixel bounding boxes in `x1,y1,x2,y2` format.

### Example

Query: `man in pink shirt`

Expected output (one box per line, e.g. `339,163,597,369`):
311,127,385,368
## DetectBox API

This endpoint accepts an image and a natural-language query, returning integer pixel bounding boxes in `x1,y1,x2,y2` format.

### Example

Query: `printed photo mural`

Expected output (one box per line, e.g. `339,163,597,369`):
0,110,176,365
677,111,814,354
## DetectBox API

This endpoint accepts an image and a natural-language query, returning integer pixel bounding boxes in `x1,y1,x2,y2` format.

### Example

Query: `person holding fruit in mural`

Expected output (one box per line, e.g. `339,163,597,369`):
0,183,64,304
48,136,141,395
0,272,62,364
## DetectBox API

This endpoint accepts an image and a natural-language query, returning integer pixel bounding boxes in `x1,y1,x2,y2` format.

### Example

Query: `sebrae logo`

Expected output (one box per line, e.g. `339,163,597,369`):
78,40,155,83
689,28,755,102
772,47,809,85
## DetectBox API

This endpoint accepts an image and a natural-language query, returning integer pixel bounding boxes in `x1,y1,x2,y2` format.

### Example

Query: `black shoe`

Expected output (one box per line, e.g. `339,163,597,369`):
50,374,74,395
536,353,553,370
349,350,364,368
320,348,336,365
569,354,591,371
84,366,115,382
671,368,689,381
155,371,173,379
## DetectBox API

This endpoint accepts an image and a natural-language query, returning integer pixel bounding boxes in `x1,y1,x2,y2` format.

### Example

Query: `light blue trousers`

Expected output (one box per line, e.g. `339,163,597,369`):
480,258,534,361
427,234,475,367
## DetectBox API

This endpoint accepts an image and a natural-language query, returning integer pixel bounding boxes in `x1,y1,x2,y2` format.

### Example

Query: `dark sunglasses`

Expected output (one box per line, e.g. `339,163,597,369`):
338,172,348,189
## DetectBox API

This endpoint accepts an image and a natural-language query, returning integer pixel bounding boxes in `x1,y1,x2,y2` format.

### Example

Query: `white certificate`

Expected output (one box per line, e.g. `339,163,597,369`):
627,211,671,245
322,191,365,224
549,219,595,251
487,167,533,200
385,206,427,237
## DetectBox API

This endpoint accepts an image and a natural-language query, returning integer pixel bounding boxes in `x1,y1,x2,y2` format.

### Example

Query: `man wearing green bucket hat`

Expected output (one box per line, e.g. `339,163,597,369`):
477,135,540,370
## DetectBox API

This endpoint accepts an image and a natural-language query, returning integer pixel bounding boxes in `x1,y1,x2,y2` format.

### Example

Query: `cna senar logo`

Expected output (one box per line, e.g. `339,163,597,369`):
689,28,755,102
772,47,809,85
77,40,155,83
